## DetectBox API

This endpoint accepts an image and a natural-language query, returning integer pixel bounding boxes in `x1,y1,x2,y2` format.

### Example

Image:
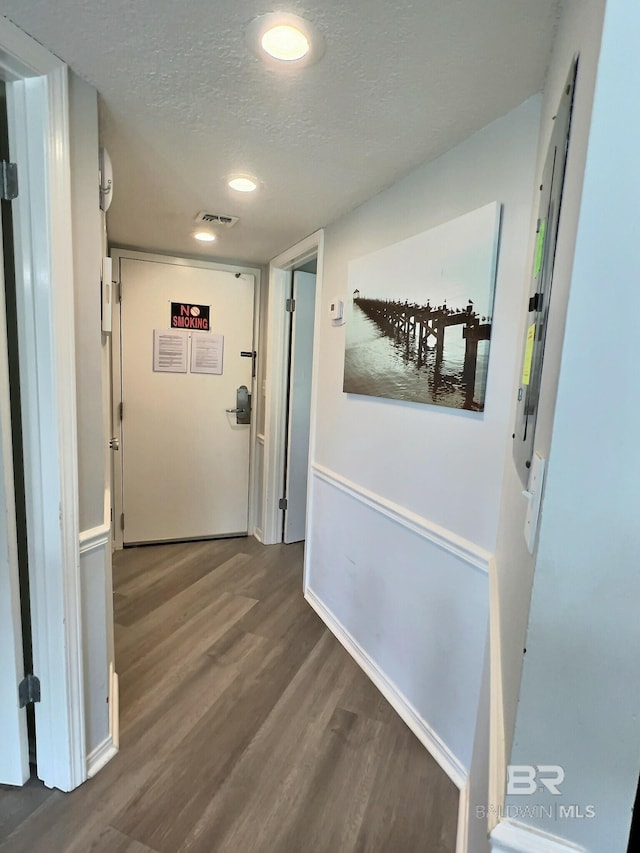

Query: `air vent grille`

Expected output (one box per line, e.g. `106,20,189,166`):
195,211,239,228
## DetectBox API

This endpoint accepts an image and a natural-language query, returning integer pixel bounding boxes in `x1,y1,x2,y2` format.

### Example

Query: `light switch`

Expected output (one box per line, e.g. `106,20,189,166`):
523,451,545,553
329,298,344,324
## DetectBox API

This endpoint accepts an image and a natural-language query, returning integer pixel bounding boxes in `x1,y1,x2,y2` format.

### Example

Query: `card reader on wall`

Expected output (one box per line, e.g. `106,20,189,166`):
523,451,546,553
330,298,344,325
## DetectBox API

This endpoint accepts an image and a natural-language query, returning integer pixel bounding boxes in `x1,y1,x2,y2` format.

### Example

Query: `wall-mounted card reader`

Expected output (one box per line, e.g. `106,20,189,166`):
101,256,113,334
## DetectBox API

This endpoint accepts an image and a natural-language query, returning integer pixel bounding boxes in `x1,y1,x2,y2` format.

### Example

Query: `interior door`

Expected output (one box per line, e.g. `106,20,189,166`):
118,256,254,544
283,270,316,544
0,207,29,786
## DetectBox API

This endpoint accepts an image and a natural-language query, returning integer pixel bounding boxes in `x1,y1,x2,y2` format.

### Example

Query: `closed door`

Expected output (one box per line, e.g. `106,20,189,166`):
118,256,254,544
0,203,29,785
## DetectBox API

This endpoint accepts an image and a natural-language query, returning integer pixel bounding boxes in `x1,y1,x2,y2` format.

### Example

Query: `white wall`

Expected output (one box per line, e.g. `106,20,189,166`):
70,73,106,534
69,71,113,765
498,0,640,849
306,96,541,785
491,0,606,807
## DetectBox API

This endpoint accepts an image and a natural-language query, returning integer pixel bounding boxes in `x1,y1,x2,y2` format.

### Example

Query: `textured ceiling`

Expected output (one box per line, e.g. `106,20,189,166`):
0,1,560,264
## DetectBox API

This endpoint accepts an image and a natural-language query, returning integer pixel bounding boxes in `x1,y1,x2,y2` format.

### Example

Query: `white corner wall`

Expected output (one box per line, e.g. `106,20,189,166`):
70,73,105,535
305,96,541,781
69,71,113,767
497,0,640,850
492,0,606,807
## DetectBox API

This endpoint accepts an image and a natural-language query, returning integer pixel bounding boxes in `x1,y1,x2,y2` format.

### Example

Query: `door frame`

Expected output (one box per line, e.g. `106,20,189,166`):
0,19,85,790
262,230,324,545
283,269,317,545
0,196,29,786
110,248,262,550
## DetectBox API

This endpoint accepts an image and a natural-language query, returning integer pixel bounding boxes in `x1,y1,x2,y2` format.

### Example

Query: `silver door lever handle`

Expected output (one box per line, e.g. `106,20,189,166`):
229,385,251,424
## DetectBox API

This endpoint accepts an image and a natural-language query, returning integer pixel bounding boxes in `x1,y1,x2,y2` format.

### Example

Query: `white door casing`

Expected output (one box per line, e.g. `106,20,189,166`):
116,253,259,545
284,271,317,544
0,205,30,786
0,19,86,791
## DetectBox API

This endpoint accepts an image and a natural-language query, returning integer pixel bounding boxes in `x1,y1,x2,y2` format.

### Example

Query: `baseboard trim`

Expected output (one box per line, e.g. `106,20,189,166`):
311,463,491,575
488,555,506,833
305,587,467,789
86,735,118,779
253,528,264,543
490,820,587,852
109,664,120,751
456,782,470,853
79,521,110,555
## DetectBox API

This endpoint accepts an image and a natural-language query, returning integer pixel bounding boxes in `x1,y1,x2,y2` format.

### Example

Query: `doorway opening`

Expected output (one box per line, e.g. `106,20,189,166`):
110,249,262,550
281,258,317,544
0,81,35,771
0,18,86,793
262,229,324,550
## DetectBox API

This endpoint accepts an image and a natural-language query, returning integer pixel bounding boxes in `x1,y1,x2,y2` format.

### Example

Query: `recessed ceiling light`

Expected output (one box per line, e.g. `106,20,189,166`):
194,231,216,242
246,13,325,68
261,25,309,62
228,175,258,193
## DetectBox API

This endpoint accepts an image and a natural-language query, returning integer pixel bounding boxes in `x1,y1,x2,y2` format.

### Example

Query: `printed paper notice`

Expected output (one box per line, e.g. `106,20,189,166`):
533,219,547,278
191,333,224,375
153,330,187,373
521,323,536,385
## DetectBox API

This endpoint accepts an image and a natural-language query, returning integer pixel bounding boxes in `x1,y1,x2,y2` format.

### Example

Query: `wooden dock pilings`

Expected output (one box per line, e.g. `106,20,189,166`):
354,296,491,394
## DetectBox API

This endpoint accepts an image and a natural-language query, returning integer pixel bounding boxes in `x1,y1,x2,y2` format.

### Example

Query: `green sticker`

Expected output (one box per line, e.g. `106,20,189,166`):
533,220,547,279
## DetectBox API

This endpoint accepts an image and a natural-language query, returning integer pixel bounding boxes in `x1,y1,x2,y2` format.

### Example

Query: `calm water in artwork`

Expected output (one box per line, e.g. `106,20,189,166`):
343,304,490,411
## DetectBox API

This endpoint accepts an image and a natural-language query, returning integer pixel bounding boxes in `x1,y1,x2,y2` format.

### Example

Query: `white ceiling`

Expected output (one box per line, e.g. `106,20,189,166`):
0,1,560,264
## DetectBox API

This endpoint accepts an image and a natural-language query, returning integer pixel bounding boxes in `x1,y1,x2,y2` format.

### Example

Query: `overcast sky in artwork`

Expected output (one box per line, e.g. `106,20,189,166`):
347,202,501,317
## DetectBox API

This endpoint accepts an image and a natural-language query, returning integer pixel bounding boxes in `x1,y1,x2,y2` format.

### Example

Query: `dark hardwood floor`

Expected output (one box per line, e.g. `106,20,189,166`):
1,537,459,852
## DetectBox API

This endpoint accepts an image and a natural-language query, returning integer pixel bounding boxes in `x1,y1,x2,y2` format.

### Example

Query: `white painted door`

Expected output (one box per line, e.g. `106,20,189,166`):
119,257,254,544
0,215,29,786
284,271,316,544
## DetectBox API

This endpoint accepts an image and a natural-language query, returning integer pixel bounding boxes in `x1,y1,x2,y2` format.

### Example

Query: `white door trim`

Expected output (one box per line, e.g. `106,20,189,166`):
110,248,262,550
1,18,85,790
262,230,324,545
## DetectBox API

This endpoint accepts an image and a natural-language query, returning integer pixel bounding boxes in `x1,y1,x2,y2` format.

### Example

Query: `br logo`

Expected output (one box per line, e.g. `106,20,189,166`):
507,765,565,796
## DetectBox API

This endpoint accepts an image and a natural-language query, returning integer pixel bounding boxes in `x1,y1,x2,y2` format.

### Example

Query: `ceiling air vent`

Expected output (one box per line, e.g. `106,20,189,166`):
195,211,239,229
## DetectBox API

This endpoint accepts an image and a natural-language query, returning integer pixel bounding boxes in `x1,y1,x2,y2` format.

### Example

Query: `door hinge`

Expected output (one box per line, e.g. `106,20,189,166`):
19,674,41,708
119,401,123,421
120,513,125,531
117,282,122,303
0,161,18,200
110,506,113,522
285,298,295,313
279,497,288,510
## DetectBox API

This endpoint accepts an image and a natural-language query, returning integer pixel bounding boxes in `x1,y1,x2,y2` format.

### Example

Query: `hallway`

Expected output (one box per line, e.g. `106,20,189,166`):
1,538,458,852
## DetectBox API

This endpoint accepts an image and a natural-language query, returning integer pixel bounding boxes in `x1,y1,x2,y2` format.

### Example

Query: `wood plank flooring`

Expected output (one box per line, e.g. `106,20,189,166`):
0,537,459,853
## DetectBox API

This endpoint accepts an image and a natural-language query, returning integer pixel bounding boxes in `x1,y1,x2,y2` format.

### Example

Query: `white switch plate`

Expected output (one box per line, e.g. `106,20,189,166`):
523,451,545,553
329,298,345,324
